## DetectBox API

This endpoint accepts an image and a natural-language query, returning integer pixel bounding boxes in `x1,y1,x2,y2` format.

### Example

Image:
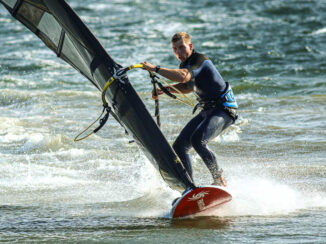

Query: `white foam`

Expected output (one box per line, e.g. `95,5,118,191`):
213,125,242,143
229,177,303,215
0,117,27,142
209,175,326,217
6,131,71,154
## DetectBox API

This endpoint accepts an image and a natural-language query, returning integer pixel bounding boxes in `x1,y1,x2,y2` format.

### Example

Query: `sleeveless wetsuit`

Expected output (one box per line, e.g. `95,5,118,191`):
172,50,237,182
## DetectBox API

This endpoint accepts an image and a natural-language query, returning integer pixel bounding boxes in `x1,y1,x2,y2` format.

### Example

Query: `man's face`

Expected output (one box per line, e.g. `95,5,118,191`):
172,40,193,62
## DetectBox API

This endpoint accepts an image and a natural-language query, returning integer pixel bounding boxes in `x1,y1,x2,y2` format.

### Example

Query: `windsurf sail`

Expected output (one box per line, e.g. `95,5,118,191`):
0,0,195,191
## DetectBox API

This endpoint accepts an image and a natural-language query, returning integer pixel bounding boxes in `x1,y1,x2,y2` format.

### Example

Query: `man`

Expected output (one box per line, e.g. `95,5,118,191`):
142,32,237,187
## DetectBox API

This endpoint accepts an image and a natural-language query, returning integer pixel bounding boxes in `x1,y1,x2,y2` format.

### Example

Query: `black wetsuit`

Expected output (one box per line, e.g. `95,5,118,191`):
172,50,237,182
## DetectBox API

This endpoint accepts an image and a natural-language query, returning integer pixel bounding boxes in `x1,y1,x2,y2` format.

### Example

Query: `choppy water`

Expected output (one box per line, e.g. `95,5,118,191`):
1,0,326,243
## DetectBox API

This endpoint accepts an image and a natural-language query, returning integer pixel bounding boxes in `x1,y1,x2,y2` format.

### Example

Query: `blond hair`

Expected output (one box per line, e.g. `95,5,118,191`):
171,32,191,44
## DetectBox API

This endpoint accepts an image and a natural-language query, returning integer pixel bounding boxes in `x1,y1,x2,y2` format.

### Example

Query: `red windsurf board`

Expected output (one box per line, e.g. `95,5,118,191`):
171,185,232,218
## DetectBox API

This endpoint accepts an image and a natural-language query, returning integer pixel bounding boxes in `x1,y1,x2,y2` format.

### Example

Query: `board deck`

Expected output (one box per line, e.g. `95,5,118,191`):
171,186,232,218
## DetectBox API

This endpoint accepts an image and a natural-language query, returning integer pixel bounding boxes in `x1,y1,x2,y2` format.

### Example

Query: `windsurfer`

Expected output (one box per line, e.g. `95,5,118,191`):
142,32,238,187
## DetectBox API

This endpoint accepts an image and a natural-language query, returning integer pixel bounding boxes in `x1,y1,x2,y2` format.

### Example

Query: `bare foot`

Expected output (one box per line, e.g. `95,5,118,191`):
219,176,227,187
212,176,227,187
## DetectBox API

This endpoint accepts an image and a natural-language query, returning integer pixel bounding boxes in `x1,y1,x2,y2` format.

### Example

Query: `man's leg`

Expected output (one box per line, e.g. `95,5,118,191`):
173,113,204,180
190,109,234,185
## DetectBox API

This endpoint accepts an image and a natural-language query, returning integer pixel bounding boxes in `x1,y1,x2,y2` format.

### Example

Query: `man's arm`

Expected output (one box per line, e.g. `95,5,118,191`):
141,61,192,83
168,83,192,94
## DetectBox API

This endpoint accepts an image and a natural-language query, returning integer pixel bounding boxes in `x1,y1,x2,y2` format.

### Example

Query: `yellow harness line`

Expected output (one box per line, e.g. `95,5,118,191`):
157,77,194,107
74,109,106,141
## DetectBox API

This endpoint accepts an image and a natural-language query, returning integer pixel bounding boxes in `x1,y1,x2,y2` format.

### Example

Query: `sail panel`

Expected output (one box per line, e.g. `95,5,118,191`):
38,12,62,47
17,2,43,26
62,33,93,80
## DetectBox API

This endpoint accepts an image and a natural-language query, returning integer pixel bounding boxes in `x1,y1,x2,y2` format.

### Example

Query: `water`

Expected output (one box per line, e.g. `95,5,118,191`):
1,0,326,243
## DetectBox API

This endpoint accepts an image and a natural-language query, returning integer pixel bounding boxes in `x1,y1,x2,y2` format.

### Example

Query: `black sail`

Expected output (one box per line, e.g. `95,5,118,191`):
0,0,195,191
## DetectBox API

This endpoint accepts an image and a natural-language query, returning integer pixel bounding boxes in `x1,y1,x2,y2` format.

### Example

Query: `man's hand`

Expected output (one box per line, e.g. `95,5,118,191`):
141,61,156,72
152,88,163,100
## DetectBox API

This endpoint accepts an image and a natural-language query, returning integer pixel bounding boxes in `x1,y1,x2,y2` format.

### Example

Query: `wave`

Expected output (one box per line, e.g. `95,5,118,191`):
312,27,326,35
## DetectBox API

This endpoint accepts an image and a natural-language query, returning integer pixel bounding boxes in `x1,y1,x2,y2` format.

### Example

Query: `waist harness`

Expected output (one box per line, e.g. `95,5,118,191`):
192,82,238,120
